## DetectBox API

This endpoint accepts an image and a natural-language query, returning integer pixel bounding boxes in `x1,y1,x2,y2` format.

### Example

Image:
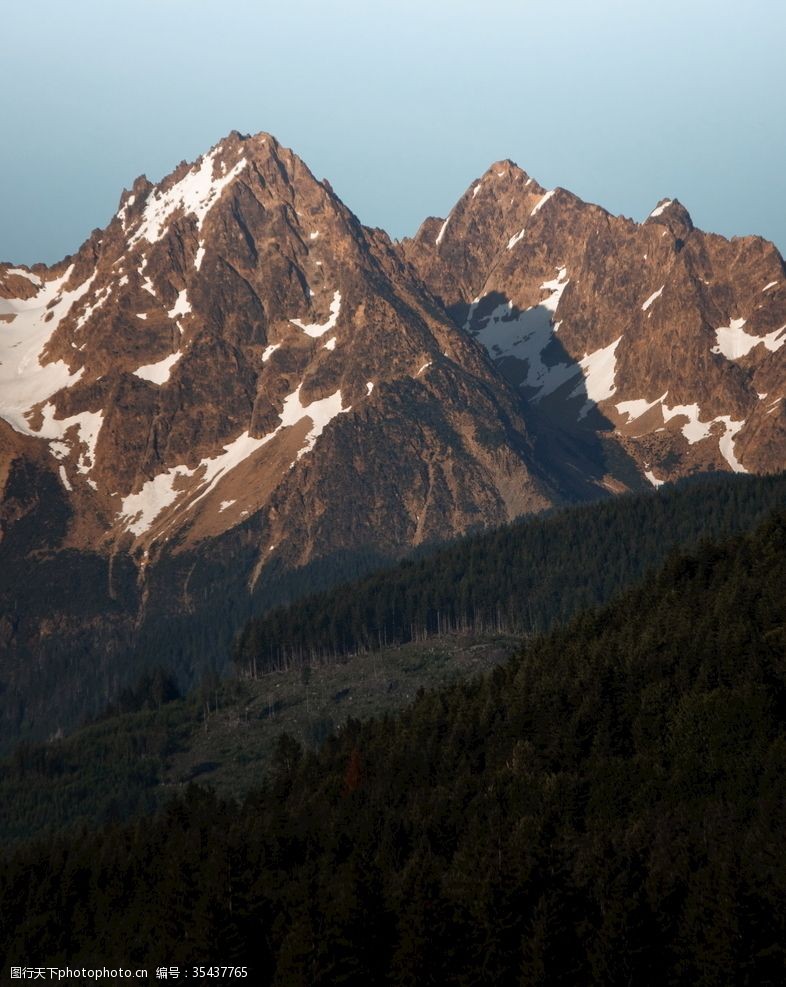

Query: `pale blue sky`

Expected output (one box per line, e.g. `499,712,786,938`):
2,0,784,265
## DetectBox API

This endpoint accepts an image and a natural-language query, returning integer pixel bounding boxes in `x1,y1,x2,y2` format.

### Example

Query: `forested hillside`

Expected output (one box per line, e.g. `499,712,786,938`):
2,472,784,847
0,635,516,845
236,471,786,671
2,510,785,984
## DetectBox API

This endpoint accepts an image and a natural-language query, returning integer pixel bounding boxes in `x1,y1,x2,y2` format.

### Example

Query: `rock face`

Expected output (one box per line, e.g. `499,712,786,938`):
401,162,786,486
1,133,785,744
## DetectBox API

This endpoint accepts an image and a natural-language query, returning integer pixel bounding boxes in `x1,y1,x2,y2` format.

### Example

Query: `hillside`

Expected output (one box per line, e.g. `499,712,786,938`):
0,633,516,846
2,508,784,983
1,471,783,847
236,471,786,670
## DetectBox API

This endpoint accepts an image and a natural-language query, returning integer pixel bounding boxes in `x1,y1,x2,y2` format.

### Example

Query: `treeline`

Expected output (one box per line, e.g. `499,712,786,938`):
3,510,785,982
235,471,786,673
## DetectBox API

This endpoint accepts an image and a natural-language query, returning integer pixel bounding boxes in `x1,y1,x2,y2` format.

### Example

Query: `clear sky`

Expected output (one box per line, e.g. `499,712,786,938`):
2,0,785,265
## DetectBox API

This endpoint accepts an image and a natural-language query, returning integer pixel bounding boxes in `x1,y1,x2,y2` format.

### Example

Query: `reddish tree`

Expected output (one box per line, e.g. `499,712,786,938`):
343,748,363,795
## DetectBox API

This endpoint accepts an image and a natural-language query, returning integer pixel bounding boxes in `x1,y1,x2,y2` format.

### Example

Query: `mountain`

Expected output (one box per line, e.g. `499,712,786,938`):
4,510,785,982
1,133,571,563
401,161,786,484
2,131,785,746
0,133,578,746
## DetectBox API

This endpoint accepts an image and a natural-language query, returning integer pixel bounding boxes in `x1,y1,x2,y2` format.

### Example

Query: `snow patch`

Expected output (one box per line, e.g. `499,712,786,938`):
119,383,350,535
366,381,374,395
712,318,786,359
469,298,580,400
323,338,336,351
661,402,746,468
4,267,42,287
540,267,569,313
128,147,247,248
262,343,281,362
472,184,482,199
120,466,196,536
117,194,136,228
39,404,104,473
616,392,669,423
219,500,236,512
133,352,182,385
573,337,623,417
435,217,450,245
531,189,555,215
280,386,350,460
49,440,70,460
763,281,778,292
290,289,341,338
468,270,572,400
507,228,526,250
0,266,95,435
644,469,665,488
167,289,191,320
74,285,111,331
662,402,713,444
642,286,664,312
716,417,746,473
58,465,72,492
649,200,673,219
416,361,432,376
618,393,748,470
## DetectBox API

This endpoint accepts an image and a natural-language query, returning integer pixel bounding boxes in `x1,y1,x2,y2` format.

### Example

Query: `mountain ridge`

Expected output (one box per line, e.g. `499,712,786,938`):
1,129,785,746
401,154,785,484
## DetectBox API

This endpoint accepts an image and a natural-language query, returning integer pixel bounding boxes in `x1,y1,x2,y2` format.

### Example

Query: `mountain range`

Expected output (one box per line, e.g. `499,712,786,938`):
1,130,785,744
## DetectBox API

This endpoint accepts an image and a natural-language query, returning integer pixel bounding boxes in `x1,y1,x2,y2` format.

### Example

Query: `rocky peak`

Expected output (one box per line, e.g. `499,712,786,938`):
399,164,786,487
1,131,566,582
401,162,554,306
644,197,694,238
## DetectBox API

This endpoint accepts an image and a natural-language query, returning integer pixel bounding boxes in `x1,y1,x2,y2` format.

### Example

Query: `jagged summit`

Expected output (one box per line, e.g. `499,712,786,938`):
644,196,694,232
479,159,535,182
402,162,785,491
